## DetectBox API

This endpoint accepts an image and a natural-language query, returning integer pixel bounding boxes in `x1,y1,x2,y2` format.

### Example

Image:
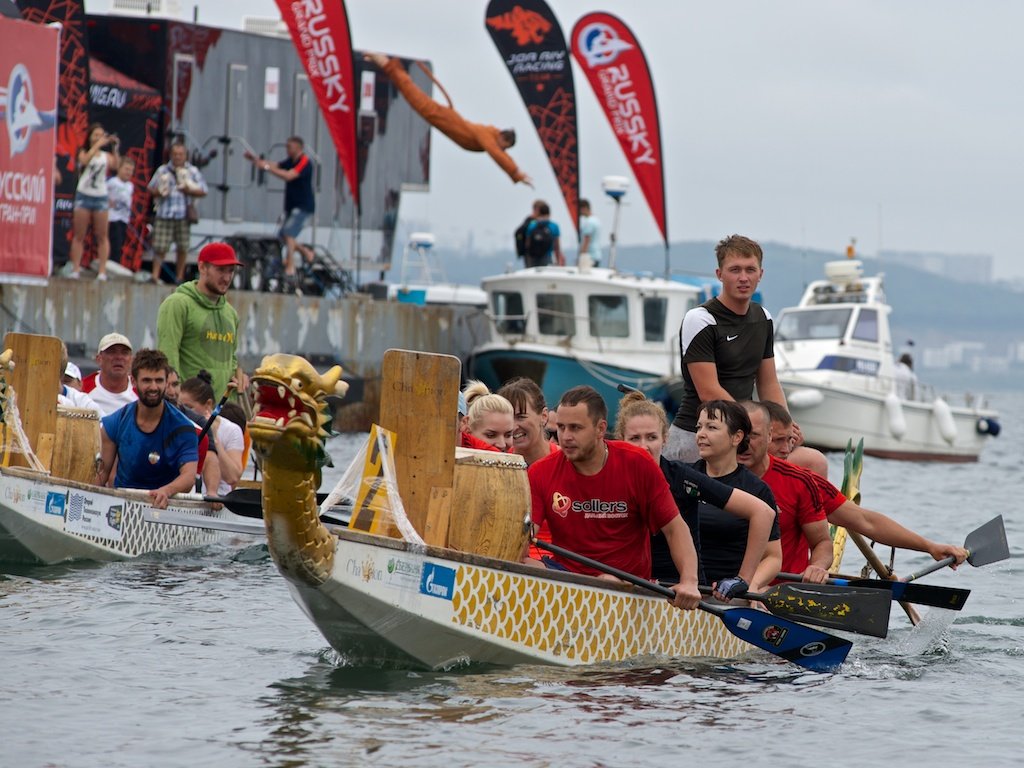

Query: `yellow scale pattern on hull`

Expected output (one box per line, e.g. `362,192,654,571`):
451,566,749,664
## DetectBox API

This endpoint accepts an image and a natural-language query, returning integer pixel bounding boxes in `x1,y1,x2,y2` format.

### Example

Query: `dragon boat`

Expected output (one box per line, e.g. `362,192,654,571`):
0,333,248,565
246,349,865,670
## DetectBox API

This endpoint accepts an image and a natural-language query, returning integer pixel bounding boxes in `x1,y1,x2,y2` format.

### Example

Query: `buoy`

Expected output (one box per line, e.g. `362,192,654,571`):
885,391,906,439
788,388,825,409
932,397,957,444
976,417,1001,437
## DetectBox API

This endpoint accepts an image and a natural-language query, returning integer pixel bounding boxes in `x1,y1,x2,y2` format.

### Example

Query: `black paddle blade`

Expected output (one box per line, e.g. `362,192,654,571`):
966,515,1010,567
846,578,971,611
706,602,852,672
756,583,891,639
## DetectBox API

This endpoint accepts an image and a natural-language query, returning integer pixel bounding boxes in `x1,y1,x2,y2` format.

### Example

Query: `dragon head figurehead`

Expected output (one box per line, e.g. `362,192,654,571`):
249,353,348,586
249,353,347,472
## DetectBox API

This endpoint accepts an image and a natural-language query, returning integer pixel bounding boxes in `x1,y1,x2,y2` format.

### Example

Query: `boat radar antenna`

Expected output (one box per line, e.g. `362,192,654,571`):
602,175,629,271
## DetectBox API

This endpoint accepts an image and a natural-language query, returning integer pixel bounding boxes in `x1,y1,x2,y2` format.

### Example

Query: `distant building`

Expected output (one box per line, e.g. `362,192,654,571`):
881,250,993,283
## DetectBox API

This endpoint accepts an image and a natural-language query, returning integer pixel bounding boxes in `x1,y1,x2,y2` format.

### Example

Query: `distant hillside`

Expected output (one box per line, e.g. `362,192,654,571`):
421,239,1024,352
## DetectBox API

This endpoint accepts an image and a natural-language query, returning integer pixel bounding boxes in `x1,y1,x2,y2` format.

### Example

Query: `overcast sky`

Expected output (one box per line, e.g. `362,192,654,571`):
94,0,1024,278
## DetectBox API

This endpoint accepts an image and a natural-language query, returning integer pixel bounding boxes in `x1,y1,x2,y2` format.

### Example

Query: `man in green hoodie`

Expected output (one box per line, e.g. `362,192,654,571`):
157,242,248,399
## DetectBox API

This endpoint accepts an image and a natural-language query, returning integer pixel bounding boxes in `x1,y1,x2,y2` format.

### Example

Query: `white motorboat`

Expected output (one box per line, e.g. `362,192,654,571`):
774,260,1000,462
469,265,702,422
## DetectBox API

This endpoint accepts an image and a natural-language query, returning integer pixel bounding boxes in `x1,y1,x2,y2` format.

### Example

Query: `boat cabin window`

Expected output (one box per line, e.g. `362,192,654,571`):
643,297,667,342
775,308,852,341
537,293,576,336
851,308,879,342
588,295,630,339
493,291,525,334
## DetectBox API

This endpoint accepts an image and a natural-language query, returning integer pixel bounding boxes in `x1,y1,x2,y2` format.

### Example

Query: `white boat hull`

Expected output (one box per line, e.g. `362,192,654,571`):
0,466,243,564
780,377,995,462
287,530,751,669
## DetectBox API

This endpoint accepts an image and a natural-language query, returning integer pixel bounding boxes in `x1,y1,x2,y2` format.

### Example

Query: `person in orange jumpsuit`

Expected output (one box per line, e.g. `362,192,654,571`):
365,53,532,186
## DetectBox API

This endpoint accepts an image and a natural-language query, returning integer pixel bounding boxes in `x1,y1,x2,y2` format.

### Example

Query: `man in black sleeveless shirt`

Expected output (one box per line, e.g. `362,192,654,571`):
664,235,787,462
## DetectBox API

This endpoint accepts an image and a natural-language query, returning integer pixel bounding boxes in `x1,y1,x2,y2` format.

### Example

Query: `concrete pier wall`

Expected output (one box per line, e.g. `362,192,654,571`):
0,282,491,431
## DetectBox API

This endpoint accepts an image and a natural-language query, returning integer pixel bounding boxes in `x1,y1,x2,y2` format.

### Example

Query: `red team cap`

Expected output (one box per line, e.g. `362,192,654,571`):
198,242,243,267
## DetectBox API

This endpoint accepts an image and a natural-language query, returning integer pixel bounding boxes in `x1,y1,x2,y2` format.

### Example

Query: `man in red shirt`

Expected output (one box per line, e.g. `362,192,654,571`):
528,385,701,610
737,402,834,582
763,407,969,572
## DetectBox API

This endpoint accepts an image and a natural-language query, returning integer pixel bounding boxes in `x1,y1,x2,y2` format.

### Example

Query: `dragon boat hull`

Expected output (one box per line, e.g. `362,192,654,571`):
0,466,244,565
286,529,752,669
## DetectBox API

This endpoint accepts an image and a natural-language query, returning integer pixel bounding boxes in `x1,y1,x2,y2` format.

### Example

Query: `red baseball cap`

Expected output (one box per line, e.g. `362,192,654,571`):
198,242,243,266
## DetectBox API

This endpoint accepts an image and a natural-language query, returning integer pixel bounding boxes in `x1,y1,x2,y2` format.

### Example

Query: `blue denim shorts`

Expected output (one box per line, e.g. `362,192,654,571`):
75,192,108,212
279,208,311,240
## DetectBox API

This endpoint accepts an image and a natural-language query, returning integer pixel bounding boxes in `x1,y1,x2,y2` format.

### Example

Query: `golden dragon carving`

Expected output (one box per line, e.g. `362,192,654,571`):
248,354,348,586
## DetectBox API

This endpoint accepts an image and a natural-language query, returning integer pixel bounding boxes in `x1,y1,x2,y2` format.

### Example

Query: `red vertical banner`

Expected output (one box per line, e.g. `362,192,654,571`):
275,0,359,205
485,0,578,231
0,17,59,282
572,13,667,246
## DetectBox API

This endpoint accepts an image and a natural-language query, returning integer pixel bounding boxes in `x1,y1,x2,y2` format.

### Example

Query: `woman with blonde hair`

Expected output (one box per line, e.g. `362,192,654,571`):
615,390,779,601
460,380,514,452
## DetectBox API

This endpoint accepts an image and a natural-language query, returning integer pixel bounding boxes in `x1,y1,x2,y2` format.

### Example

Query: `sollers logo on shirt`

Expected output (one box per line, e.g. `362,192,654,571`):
550,491,628,519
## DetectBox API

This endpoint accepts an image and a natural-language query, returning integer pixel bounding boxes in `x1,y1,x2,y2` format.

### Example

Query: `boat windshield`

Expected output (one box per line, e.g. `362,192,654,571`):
775,308,852,341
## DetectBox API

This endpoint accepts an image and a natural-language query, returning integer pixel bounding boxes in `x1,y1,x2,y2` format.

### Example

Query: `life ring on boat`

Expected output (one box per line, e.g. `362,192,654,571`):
931,397,957,444
788,388,825,409
885,391,906,439
976,417,1001,437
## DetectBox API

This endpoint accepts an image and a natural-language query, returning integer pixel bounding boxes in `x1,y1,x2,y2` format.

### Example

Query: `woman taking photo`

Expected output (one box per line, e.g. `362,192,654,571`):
69,123,119,280
615,392,779,600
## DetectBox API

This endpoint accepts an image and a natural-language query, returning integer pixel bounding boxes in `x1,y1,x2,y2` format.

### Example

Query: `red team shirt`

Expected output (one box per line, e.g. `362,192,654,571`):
762,455,828,574
528,440,679,579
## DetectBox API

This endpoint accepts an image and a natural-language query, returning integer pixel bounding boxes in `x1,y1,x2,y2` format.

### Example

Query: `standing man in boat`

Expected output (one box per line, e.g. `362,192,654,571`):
243,136,316,294
364,52,533,187
757,402,971,575
81,332,138,417
528,385,702,610
95,349,199,510
577,199,601,267
523,202,564,268
157,242,249,402
664,235,787,463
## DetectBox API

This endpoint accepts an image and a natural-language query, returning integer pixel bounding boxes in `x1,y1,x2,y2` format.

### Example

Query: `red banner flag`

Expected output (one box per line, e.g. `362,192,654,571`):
275,0,359,205
571,13,667,245
0,17,59,283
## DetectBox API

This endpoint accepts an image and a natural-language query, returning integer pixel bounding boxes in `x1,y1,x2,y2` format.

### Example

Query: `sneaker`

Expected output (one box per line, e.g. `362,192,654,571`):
97,273,108,282
68,270,81,279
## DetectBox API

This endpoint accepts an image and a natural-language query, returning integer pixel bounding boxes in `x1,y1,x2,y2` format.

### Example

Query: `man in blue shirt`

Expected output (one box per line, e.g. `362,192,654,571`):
524,201,564,268
95,348,199,509
245,136,316,288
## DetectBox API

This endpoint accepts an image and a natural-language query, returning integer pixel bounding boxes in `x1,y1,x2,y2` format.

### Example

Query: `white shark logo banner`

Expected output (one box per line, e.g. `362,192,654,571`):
0,17,59,284
572,13,668,248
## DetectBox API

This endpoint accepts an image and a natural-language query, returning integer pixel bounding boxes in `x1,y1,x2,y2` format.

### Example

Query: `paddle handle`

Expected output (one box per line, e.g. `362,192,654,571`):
196,390,232,445
902,555,956,583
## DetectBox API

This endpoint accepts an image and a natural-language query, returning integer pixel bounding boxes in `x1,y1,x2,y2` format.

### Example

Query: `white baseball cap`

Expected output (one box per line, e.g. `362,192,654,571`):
63,362,82,381
97,332,133,354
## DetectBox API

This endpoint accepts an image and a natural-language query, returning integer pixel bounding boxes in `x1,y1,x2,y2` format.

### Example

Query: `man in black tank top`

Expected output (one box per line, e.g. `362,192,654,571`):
664,235,788,462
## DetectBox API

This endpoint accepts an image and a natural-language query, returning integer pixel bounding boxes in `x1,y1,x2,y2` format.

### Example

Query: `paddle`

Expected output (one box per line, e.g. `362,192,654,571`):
695,582,891,638
196,388,232,445
534,539,852,672
195,487,342,521
902,515,1009,583
777,572,971,611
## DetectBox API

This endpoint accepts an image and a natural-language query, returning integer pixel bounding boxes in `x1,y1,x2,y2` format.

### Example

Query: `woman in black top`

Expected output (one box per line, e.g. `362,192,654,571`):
614,392,777,598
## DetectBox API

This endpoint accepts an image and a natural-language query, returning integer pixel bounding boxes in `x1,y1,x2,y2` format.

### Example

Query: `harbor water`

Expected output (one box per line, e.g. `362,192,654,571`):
2,394,1021,767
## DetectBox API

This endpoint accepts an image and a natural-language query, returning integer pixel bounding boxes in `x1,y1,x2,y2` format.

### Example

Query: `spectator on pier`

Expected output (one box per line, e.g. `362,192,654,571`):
148,141,207,284
68,123,119,281
107,156,135,268
244,136,316,293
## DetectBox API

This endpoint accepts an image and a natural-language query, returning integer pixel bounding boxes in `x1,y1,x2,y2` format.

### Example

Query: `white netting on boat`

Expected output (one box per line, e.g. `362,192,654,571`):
0,384,47,472
319,424,425,547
